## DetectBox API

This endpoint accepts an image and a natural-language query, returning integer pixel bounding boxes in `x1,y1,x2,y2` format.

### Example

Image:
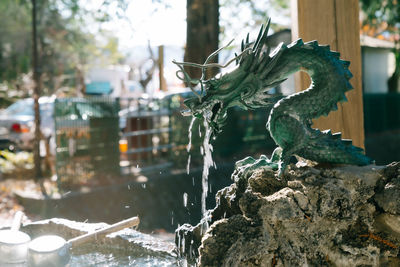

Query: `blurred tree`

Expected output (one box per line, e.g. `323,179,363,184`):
0,0,126,97
32,0,42,180
220,0,290,38
360,0,400,93
0,0,128,182
184,0,219,80
0,1,32,95
138,42,157,92
183,0,289,82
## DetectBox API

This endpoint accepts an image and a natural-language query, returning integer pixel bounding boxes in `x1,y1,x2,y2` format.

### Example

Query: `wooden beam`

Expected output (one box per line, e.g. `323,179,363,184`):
291,0,365,149
158,45,167,91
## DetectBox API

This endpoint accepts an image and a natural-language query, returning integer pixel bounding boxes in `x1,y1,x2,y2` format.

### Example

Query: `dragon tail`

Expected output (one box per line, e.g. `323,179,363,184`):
264,38,373,168
298,129,373,165
266,39,355,120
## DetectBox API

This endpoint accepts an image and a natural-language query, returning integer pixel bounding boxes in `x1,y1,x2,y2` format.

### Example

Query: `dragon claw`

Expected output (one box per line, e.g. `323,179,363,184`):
235,155,279,179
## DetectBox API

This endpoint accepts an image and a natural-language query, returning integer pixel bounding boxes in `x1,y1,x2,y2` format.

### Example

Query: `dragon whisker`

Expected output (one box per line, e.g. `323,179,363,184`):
172,47,251,72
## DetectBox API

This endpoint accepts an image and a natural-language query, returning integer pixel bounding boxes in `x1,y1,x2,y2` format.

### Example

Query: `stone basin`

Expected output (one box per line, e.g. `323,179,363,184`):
17,218,188,266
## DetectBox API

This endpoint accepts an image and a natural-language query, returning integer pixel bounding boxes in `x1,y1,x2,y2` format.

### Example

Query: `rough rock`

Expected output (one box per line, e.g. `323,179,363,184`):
176,161,400,266
375,162,400,214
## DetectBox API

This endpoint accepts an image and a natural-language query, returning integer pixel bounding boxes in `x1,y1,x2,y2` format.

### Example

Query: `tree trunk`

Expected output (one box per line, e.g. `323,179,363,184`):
32,0,42,180
184,0,219,81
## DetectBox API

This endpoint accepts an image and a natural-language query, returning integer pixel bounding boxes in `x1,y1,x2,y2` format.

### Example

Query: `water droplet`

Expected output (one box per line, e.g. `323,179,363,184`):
186,155,191,175
183,192,188,207
198,124,202,137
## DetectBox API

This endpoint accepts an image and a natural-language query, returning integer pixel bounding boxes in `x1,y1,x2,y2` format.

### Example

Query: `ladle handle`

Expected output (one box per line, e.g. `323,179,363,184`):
68,216,140,247
11,211,24,231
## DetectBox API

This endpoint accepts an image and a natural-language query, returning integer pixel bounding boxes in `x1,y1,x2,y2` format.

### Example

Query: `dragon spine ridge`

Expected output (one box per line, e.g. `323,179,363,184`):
176,19,373,175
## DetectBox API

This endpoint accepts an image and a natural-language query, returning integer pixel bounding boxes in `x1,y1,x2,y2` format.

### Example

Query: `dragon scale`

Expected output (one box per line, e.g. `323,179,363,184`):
174,20,373,175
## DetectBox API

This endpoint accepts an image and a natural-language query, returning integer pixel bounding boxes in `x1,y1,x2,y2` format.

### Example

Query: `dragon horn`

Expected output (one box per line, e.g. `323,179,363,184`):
254,18,271,59
253,24,264,51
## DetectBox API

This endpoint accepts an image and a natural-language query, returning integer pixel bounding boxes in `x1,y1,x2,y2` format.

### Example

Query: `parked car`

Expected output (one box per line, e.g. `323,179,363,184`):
0,96,55,151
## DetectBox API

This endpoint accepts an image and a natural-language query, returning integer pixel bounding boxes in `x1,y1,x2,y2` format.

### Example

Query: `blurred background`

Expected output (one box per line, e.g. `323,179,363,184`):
0,0,399,233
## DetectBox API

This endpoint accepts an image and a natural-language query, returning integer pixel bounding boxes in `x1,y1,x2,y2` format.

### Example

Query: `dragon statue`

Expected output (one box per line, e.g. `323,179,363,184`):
173,19,373,176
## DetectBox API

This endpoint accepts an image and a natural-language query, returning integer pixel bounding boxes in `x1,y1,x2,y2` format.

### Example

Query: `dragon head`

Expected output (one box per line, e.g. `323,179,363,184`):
174,19,283,135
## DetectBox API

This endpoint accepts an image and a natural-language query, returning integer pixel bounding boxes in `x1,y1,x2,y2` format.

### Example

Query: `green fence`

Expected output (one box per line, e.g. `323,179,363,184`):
363,93,400,134
54,94,276,187
54,97,120,188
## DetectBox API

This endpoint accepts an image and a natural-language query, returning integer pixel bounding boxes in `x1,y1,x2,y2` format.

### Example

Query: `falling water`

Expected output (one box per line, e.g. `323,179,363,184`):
200,119,216,217
186,117,196,174
186,155,191,175
186,117,216,220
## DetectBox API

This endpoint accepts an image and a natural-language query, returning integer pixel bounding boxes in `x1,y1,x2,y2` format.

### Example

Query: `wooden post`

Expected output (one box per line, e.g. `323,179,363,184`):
291,0,365,149
158,45,167,91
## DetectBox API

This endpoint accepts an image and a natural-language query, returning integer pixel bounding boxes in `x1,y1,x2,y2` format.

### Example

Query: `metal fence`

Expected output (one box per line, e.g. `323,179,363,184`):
119,96,174,174
54,94,277,187
54,97,120,188
363,93,400,134
53,93,400,188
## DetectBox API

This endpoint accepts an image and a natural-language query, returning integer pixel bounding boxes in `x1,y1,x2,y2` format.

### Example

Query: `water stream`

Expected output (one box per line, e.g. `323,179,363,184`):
186,117,216,218
200,120,216,217
186,117,195,175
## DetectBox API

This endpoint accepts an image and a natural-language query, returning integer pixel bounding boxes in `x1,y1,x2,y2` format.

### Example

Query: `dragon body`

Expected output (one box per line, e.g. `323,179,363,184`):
175,19,373,175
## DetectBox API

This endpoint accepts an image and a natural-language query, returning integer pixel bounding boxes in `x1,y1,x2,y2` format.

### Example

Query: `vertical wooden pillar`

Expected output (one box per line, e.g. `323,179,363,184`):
158,45,167,91
291,0,365,149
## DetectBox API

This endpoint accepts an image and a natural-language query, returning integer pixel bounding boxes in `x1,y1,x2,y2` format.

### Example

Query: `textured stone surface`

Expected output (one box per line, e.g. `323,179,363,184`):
176,161,400,266
375,162,400,215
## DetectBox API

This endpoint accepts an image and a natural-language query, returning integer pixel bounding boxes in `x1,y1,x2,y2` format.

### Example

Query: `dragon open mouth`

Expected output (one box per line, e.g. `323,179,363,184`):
210,102,221,122
181,97,226,135
206,101,225,134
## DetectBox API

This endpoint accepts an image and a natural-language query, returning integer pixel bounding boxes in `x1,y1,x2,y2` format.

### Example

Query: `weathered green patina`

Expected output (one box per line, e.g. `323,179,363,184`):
174,19,373,175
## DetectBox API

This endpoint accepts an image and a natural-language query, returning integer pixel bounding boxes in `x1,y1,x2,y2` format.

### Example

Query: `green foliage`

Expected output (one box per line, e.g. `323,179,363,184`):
0,150,34,175
0,0,32,81
0,0,127,97
360,0,400,26
360,0,400,92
